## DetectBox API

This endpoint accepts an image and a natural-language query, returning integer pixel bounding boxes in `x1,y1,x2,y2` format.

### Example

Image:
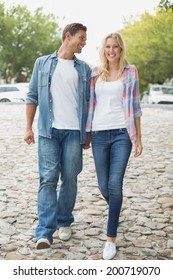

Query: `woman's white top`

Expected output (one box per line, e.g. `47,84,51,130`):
92,76,126,131
50,57,79,130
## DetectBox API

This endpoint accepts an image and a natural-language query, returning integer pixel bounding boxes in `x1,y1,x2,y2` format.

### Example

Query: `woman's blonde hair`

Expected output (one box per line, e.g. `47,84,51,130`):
99,32,128,80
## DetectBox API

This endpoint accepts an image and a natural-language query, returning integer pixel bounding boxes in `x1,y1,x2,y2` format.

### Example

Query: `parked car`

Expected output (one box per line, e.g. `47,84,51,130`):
148,84,173,104
0,83,29,103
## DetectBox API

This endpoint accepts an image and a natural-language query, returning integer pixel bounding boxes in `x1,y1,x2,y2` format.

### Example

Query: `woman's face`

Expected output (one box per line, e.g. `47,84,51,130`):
104,37,121,63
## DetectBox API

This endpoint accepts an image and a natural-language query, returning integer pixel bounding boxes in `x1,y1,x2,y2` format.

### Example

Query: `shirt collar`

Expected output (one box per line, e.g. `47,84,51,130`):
50,51,81,65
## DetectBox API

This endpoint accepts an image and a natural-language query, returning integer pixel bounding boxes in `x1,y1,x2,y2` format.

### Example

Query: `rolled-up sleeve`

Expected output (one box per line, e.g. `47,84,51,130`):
133,67,142,118
26,58,40,105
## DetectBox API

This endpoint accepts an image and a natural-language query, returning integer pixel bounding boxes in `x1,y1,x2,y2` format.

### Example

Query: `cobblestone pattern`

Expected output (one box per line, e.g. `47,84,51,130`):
0,104,173,260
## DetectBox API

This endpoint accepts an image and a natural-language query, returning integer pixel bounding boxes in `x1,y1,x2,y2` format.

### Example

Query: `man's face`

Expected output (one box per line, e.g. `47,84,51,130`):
69,30,87,53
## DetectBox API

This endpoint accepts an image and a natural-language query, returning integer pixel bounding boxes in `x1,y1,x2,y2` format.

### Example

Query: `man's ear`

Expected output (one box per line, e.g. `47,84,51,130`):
65,31,71,41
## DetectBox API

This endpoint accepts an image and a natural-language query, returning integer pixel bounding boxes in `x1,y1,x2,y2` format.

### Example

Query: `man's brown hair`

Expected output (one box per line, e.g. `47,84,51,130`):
62,23,87,41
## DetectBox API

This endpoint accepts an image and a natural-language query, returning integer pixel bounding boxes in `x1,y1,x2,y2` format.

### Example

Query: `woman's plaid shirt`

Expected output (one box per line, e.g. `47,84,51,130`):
86,65,142,144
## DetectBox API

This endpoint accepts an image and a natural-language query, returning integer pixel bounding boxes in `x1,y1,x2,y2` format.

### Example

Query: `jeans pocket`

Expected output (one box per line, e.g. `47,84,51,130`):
119,128,128,133
120,128,131,141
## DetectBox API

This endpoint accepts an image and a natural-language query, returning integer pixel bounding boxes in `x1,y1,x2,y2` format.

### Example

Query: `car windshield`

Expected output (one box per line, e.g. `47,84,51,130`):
151,86,160,92
151,86,173,94
162,87,173,94
0,86,20,92
167,88,173,95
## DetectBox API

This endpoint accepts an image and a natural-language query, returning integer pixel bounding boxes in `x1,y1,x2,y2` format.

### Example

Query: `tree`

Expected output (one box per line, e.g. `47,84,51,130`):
0,2,61,83
159,0,173,10
121,7,173,92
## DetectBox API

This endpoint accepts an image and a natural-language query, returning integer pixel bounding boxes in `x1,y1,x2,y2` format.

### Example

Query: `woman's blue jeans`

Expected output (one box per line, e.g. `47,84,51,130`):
91,129,132,237
36,128,82,243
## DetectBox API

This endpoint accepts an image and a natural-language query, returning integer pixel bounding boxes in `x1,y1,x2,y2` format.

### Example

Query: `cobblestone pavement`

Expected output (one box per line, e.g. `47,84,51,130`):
0,103,173,260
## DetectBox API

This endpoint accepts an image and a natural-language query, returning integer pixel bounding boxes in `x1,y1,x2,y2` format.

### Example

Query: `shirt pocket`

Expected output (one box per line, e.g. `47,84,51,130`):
38,70,49,87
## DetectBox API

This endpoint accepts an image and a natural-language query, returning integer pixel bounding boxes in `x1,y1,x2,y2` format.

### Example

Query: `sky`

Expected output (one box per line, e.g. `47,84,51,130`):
4,0,161,65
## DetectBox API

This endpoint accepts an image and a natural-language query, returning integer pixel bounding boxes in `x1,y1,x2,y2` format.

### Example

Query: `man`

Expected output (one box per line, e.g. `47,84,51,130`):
24,23,91,249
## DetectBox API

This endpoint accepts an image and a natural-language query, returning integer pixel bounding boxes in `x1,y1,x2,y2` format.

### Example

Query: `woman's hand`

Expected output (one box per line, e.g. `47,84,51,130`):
83,132,91,149
134,137,143,157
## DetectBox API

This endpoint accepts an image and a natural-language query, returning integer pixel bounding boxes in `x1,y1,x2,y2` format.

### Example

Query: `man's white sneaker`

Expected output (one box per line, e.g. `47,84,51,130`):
103,242,116,260
36,238,50,250
58,227,72,241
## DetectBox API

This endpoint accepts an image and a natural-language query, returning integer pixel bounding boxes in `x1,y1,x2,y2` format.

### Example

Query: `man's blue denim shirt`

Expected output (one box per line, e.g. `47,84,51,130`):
26,51,91,144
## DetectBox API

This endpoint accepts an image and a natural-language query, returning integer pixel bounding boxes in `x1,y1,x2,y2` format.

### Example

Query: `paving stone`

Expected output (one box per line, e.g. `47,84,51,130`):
0,104,173,260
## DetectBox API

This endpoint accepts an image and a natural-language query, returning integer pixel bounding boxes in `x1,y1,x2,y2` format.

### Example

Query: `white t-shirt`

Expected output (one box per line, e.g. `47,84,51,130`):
92,77,125,131
50,57,79,130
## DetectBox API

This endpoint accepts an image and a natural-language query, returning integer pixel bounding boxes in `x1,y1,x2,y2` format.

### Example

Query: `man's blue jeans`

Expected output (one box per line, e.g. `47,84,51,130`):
91,129,132,237
36,129,82,243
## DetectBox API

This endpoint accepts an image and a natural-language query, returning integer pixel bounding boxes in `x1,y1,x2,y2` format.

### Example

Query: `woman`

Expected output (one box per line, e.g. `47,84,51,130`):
86,32,143,260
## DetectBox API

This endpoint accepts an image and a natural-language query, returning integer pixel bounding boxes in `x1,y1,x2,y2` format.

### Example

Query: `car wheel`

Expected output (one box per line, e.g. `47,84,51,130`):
0,98,11,102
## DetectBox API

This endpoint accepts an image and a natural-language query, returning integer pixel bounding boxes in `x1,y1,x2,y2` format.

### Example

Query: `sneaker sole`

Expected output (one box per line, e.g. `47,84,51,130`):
36,241,50,250
103,252,116,260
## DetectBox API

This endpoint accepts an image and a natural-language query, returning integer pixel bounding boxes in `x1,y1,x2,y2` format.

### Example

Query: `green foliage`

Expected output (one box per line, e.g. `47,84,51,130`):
1,1,173,90
0,2,61,82
159,0,173,10
121,8,173,92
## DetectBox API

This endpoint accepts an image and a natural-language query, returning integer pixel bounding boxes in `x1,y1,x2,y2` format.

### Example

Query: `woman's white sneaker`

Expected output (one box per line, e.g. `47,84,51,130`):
103,242,116,260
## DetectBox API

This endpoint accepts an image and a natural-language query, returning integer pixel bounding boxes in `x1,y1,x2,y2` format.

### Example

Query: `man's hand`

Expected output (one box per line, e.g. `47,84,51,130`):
24,129,35,145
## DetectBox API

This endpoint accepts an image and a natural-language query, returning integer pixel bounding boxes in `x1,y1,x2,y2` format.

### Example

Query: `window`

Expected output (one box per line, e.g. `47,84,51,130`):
0,86,20,92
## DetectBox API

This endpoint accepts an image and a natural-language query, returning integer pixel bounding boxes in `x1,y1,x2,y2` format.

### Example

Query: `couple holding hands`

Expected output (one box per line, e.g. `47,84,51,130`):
24,22,142,260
